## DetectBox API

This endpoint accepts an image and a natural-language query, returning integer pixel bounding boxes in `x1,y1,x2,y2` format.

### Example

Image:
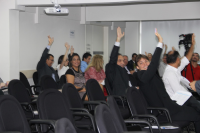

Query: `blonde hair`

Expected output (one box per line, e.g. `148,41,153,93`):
85,55,103,72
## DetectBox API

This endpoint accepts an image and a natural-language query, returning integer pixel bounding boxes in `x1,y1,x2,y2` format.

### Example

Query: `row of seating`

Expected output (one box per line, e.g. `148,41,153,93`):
0,72,192,133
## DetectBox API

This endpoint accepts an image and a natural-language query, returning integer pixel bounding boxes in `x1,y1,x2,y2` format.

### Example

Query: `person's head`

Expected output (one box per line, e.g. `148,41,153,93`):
163,54,167,64
191,53,199,62
167,50,181,68
82,53,92,64
69,53,81,68
85,55,104,72
136,54,150,71
132,53,137,61
58,55,69,66
117,54,125,68
148,53,152,61
123,55,128,66
46,54,54,67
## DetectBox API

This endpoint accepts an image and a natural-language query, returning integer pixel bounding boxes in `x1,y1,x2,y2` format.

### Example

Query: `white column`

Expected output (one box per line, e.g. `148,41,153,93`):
0,0,20,81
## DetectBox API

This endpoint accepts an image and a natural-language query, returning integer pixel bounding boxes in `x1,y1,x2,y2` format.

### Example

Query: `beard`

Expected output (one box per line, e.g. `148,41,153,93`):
192,59,198,62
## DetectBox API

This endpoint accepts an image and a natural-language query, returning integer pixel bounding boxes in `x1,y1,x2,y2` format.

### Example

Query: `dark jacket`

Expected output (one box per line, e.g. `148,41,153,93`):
105,45,129,96
137,47,183,115
37,48,59,84
127,60,136,71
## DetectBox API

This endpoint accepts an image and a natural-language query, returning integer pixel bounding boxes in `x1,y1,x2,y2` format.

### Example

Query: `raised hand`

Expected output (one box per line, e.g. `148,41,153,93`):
192,34,196,46
155,28,163,43
48,35,54,46
116,27,125,42
172,47,176,51
145,52,148,56
65,42,70,50
70,46,74,55
165,44,168,49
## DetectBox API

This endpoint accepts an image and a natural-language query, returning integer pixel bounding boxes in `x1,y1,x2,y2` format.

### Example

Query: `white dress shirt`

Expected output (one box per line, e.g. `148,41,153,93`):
162,57,190,98
158,61,167,77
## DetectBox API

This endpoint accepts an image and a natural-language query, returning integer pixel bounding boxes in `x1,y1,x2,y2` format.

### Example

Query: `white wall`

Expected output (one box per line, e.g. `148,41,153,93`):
125,22,140,60
141,20,200,57
19,7,85,71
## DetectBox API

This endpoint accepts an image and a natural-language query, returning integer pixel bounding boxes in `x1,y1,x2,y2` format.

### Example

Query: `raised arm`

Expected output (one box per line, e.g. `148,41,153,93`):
109,27,124,64
60,43,70,69
37,36,54,70
139,29,163,82
185,34,195,60
164,44,168,55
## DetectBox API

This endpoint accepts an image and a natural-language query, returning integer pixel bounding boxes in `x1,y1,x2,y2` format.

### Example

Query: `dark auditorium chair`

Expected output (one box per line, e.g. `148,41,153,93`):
33,71,39,85
8,80,38,119
37,89,96,133
86,79,131,119
0,95,73,133
95,104,150,133
55,118,77,133
20,72,40,95
107,96,153,132
0,90,4,95
126,87,187,133
40,75,59,91
105,78,113,95
59,74,67,85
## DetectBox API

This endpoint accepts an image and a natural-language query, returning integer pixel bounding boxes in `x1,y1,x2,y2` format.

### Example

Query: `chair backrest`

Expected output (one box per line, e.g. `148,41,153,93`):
20,72,31,90
33,72,38,85
8,80,31,103
40,75,59,90
0,95,31,133
62,83,84,108
55,118,77,133
95,104,122,133
0,90,4,95
105,78,113,95
107,96,127,131
86,79,106,101
126,87,148,116
37,89,75,125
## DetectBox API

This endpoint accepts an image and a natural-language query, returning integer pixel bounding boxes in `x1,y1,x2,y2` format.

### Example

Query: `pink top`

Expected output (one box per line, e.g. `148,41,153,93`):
84,67,106,82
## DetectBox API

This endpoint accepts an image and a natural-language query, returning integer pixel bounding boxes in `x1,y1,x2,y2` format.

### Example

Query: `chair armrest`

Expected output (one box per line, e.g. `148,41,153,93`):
73,112,96,131
124,119,153,133
70,108,90,114
132,114,161,132
30,85,40,88
111,95,125,107
147,107,172,123
30,99,37,104
83,101,102,105
29,119,56,129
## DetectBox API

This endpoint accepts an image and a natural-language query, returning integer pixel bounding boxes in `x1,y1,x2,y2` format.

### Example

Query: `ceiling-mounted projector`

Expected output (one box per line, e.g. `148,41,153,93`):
44,0,69,15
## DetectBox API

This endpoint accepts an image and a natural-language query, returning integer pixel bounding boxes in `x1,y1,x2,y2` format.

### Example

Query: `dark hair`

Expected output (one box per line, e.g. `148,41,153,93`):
46,54,54,60
118,53,122,56
58,55,64,64
132,53,137,57
135,54,149,66
167,51,180,64
82,53,92,61
69,53,81,67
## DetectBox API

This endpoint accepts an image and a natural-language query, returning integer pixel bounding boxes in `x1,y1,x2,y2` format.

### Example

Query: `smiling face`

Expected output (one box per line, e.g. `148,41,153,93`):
136,58,150,70
123,56,128,66
71,55,80,68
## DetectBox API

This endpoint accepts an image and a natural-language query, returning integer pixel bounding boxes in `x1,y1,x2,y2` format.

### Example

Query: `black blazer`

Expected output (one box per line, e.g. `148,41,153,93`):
127,60,135,71
137,47,183,115
37,48,59,84
105,45,129,96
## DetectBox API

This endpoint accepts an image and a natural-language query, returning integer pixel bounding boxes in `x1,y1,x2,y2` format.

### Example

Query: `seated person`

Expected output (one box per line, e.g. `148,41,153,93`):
65,53,87,100
127,53,137,71
123,55,135,74
84,55,106,90
136,29,200,132
162,37,195,98
80,53,92,72
57,43,74,78
37,36,60,85
0,78,9,89
105,27,132,96
145,52,152,62
182,52,200,82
